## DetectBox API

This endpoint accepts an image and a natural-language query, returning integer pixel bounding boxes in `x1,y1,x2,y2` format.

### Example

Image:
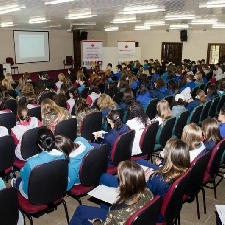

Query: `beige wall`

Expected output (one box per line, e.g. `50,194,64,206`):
0,29,73,73
88,29,225,63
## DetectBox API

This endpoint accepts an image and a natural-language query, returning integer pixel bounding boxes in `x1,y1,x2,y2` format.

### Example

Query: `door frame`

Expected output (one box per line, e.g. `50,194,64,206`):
161,42,183,63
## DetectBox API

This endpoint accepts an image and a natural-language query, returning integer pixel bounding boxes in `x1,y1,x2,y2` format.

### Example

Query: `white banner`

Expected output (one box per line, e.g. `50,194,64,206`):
82,40,103,68
118,41,135,64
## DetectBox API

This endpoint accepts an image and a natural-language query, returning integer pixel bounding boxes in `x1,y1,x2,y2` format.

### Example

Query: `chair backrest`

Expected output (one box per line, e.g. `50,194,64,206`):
125,196,163,225
81,112,102,140
200,101,212,122
79,144,110,186
204,81,211,92
28,106,42,121
187,105,203,125
217,95,225,114
139,122,159,154
21,126,46,160
161,168,191,223
80,87,89,99
163,95,174,107
206,139,225,177
6,57,14,66
17,97,26,106
0,113,16,132
38,91,55,104
185,152,211,197
5,99,17,114
158,117,176,147
145,99,159,119
191,87,199,99
199,83,205,90
0,188,19,225
28,160,68,205
0,136,15,171
55,118,77,141
98,83,105,93
174,111,189,138
66,56,73,64
111,130,135,166
7,90,17,99
208,97,220,118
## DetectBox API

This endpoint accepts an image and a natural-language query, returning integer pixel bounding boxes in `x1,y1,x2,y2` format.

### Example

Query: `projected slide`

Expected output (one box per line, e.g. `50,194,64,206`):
13,31,50,63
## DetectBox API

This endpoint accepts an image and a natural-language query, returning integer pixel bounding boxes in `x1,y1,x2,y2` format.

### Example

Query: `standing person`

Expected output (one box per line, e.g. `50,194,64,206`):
11,106,42,160
69,160,153,225
41,98,71,133
11,128,66,199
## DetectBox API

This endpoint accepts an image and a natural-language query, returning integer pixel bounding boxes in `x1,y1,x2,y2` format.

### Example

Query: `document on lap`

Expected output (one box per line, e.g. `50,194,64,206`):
88,185,119,204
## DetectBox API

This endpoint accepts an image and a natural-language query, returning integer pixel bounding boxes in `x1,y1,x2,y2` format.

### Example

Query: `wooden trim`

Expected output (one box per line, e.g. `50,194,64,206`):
73,30,81,69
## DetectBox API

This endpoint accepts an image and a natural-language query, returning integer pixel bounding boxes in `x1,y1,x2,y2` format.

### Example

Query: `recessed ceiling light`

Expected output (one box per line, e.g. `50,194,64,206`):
144,21,166,26
134,25,150,30
199,1,225,8
0,21,15,27
165,15,195,20
71,22,96,25
104,26,118,31
45,0,74,5
170,24,189,29
190,19,217,24
120,5,165,14
65,14,97,19
0,4,26,14
29,17,50,24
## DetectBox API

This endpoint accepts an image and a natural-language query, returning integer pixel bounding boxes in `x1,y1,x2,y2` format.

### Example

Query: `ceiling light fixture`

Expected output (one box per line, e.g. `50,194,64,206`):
0,21,15,27
42,24,61,28
70,22,96,25
45,0,74,5
144,21,166,26
120,5,165,14
170,24,189,29
0,5,26,14
190,19,217,24
29,17,50,24
65,14,96,19
165,14,195,20
212,23,225,28
199,1,225,8
104,26,119,31
134,25,150,30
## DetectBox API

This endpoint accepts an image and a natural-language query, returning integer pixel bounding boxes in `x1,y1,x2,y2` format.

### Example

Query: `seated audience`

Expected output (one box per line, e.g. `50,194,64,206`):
136,83,154,109
2,73,17,93
17,72,31,91
186,74,196,89
55,135,93,191
201,118,221,153
0,92,12,114
11,106,42,160
86,84,101,106
68,68,76,84
11,128,66,199
194,73,204,87
181,123,206,162
152,78,172,100
126,101,150,156
55,73,65,94
218,107,225,138
172,94,187,117
66,88,78,114
41,98,71,133
52,93,68,109
206,84,218,101
195,89,207,105
36,72,54,90
74,97,98,136
69,160,153,225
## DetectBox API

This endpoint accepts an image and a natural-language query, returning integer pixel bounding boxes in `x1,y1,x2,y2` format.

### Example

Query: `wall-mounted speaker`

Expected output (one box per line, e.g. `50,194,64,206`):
80,31,88,41
135,42,139,47
180,30,187,42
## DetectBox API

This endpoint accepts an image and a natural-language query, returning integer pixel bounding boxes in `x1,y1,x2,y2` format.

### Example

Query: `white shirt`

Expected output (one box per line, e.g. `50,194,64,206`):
0,126,8,137
189,142,206,162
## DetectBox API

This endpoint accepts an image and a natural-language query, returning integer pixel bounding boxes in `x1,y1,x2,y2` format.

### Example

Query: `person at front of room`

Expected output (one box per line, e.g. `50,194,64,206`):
36,72,54,90
69,160,153,225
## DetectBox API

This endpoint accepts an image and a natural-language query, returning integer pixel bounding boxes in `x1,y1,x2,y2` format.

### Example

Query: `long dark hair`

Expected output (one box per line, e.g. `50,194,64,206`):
129,101,149,126
17,106,30,122
37,128,55,152
107,110,123,130
122,88,135,106
116,160,146,204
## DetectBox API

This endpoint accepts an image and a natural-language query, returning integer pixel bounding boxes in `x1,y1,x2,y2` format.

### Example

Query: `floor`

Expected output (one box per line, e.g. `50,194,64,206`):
8,171,225,225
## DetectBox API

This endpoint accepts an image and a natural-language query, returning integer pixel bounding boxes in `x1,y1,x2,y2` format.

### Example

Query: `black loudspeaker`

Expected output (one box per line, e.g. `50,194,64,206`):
180,30,187,42
135,42,139,47
0,64,3,78
80,31,88,41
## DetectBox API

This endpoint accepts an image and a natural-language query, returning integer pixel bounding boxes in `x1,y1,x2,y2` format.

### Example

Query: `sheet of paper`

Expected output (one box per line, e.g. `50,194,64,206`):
216,205,225,225
140,165,153,175
88,185,119,204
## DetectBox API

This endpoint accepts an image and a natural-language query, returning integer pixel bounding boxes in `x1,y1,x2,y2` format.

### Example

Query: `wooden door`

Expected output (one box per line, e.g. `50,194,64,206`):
161,42,183,65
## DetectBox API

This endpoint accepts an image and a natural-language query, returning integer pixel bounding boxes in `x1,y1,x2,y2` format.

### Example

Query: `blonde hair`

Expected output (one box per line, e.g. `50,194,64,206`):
196,89,207,105
77,70,85,80
97,94,117,110
181,123,202,150
195,73,203,84
157,100,172,121
2,73,15,90
21,83,35,96
41,98,66,120
58,73,65,81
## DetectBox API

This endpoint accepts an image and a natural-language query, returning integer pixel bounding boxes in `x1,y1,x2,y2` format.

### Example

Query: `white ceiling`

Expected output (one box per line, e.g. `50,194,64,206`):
1,0,225,31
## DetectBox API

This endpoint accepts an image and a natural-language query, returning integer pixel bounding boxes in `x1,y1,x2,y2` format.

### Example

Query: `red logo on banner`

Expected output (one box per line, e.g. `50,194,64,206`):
125,45,128,48
91,44,94,47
